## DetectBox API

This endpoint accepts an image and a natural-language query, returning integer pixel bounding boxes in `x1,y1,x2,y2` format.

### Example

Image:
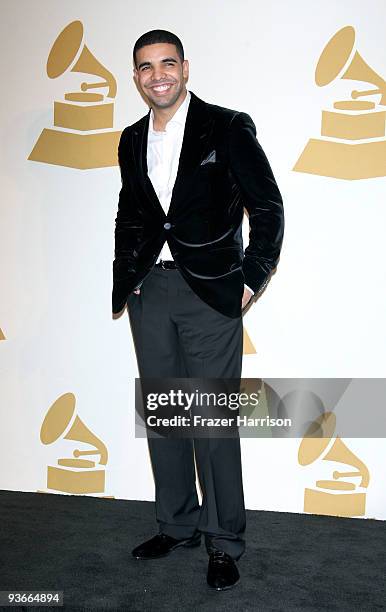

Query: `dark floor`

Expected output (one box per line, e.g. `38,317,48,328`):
0,489,385,611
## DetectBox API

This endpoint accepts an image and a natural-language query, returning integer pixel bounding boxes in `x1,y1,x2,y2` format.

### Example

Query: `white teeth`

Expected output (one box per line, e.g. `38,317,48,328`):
153,84,171,92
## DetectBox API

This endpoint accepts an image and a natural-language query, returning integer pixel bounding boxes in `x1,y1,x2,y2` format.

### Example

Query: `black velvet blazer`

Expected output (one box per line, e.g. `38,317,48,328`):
112,91,284,318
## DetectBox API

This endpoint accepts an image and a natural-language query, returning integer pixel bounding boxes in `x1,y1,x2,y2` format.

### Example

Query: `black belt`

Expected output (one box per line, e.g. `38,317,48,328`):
155,259,178,269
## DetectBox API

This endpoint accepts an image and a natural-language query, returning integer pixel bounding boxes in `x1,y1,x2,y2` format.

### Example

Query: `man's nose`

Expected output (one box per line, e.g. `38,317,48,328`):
152,66,167,81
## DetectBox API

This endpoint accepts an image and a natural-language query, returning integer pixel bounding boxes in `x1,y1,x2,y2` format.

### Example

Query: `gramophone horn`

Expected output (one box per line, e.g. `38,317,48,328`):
298,411,336,465
40,392,76,444
315,26,356,87
46,20,117,98
40,392,108,465
47,21,84,79
315,25,386,105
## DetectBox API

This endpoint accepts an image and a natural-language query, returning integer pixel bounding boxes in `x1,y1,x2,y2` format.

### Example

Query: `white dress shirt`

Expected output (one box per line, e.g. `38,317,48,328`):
147,90,253,296
147,90,191,262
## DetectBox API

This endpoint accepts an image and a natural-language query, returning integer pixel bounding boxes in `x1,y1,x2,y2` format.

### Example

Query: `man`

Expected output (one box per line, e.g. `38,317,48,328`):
112,29,284,590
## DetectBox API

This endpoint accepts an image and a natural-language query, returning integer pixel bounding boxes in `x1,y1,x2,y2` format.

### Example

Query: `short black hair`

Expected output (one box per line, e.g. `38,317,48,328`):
133,29,184,67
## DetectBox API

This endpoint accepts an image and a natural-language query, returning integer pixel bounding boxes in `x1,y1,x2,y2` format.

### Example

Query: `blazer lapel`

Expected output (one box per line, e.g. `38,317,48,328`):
168,92,214,217
131,111,166,218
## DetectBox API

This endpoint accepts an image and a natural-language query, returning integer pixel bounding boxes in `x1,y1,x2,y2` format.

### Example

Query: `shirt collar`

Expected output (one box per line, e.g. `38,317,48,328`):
149,90,191,133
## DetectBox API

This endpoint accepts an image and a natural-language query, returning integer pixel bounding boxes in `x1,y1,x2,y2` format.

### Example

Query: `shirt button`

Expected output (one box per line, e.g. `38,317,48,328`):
164,222,172,230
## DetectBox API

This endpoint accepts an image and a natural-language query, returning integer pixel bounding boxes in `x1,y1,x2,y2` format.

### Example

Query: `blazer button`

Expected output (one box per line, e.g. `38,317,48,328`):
164,222,172,230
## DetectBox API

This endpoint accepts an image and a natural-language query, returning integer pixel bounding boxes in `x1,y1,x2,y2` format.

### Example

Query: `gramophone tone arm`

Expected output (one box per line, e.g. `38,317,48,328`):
81,80,109,92
352,87,382,98
351,85,386,105
333,469,367,487
73,448,101,457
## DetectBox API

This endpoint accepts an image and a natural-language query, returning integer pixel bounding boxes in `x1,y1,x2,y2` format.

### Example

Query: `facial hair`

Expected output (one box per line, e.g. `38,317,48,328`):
146,79,185,109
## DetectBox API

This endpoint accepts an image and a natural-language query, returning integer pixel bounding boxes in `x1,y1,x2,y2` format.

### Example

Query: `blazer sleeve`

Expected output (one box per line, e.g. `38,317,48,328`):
228,112,284,296
112,128,144,313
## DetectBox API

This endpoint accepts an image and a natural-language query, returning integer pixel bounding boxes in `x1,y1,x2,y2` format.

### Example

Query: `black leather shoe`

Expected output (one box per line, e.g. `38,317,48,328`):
132,532,201,559
207,550,240,590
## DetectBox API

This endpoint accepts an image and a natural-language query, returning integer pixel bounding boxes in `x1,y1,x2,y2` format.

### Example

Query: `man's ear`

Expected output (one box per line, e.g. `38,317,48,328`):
133,67,138,82
182,59,189,81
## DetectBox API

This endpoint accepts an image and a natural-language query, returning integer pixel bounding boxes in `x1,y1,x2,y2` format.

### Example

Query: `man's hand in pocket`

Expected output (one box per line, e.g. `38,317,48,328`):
242,286,253,310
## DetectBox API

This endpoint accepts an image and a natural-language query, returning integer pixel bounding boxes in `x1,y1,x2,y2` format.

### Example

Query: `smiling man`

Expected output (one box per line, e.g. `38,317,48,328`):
113,29,284,590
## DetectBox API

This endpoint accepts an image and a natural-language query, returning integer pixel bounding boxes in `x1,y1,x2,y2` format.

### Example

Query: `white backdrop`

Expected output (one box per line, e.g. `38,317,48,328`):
1,0,385,519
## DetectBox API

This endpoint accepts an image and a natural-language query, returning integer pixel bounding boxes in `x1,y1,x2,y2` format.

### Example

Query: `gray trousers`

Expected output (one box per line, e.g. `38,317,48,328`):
127,266,246,560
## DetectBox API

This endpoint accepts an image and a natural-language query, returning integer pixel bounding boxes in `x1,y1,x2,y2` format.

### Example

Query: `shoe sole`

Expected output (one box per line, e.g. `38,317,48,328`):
207,579,240,591
132,538,201,560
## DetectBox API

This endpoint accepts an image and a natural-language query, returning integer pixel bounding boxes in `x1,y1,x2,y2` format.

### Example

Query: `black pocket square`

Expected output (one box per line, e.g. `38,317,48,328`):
200,150,216,165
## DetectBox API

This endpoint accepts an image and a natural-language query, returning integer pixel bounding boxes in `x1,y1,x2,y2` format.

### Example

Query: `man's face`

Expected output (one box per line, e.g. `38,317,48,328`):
133,43,189,109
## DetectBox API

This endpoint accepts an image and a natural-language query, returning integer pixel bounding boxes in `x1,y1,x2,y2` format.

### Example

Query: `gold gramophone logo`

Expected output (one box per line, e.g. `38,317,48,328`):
40,392,110,495
243,327,256,355
298,412,370,517
294,25,386,179
0,328,5,340
28,20,121,169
